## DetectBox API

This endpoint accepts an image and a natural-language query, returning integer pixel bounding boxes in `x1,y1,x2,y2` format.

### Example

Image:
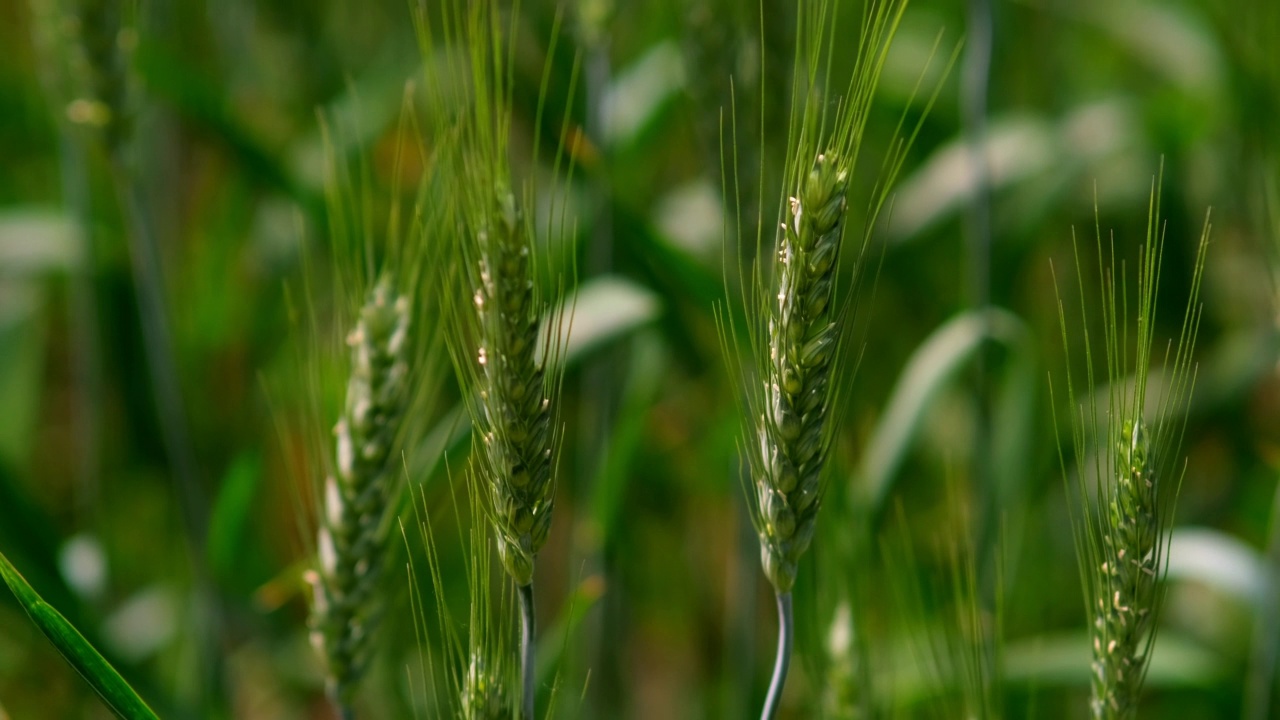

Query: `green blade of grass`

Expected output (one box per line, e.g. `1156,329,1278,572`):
857,307,1030,517
0,550,160,720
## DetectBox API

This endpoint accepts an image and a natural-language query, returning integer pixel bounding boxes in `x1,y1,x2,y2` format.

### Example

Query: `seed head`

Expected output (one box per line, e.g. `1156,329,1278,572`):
755,153,848,593
310,278,411,707
473,190,556,587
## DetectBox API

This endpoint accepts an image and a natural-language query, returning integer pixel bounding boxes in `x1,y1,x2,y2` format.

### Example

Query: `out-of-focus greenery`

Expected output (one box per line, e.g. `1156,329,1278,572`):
0,0,1277,718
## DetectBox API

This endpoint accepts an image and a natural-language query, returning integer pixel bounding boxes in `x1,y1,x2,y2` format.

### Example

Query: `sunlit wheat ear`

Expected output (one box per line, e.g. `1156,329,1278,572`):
474,189,556,588
714,1,956,716
1052,172,1211,720
757,153,847,592
309,278,411,711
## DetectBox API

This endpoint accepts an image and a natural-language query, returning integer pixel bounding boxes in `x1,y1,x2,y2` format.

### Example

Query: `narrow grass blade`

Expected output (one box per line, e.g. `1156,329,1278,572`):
0,550,160,720
858,307,1029,516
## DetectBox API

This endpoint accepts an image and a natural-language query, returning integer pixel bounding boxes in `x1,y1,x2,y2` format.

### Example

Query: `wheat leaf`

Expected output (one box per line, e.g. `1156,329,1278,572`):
0,549,160,720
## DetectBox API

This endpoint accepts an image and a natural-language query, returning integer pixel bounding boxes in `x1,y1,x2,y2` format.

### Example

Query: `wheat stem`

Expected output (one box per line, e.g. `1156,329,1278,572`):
761,592,793,720
518,582,536,720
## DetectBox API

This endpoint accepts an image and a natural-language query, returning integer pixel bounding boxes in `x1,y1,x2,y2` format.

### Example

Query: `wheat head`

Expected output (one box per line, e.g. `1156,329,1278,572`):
471,189,555,589
309,278,411,709
756,153,848,592
1090,419,1159,718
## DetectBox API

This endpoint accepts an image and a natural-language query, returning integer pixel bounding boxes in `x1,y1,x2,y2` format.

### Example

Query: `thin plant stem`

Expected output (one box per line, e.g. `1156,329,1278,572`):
761,591,793,720
519,582,536,720
59,125,102,522
110,154,222,705
964,0,996,578
1245,474,1280,720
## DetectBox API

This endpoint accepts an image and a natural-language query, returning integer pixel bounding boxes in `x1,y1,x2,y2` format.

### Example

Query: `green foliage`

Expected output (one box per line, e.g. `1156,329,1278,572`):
0,550,158,720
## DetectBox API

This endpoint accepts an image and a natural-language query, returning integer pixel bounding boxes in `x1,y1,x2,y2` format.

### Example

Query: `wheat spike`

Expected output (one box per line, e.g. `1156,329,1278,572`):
1090,419,1160,718
461,650,509,720
757,153,847,593
310,278,411,711
473,189,555,589
1053,170,1212,720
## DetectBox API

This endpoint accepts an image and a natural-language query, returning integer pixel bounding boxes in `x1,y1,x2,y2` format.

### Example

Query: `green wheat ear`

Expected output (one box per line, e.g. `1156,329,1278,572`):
757,151,848,593
716,1,953,717
1052,171,1211,720
310,277,411,710
303,99,448,718
416,1,579,717
726,0,919,603
472,187,557,588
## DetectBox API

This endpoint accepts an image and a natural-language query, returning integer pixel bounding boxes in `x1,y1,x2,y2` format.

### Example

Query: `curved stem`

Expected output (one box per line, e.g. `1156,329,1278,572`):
761,591,793,720
519,582,536,720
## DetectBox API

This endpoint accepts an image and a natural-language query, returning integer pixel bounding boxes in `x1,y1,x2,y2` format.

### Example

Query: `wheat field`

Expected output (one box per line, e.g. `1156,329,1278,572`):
0,0,1277,718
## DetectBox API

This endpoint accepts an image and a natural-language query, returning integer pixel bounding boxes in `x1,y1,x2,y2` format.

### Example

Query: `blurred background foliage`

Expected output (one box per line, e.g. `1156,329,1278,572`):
0,0,1278,717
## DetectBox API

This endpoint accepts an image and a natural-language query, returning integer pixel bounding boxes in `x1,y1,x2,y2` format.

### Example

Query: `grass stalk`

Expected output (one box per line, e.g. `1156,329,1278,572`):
67,0,223,701
761,591,793,720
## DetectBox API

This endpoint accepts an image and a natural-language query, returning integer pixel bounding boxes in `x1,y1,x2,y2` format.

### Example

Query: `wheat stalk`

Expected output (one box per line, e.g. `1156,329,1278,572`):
1052,172,1211,720
471,188,558,720
309,278,411,717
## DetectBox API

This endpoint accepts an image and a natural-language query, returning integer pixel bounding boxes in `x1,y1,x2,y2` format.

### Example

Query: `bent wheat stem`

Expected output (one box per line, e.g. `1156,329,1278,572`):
761,592,794,720
518,582,536,720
